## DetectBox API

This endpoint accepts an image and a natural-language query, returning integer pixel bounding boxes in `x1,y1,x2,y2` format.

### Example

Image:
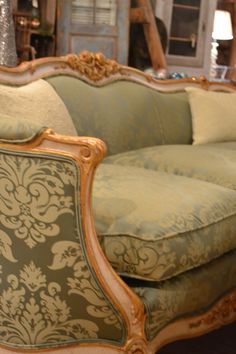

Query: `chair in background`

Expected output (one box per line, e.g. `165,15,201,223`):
13,12,36,62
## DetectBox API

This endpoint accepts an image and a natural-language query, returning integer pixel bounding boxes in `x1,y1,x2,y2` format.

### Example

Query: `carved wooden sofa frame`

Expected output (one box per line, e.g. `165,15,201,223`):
0,52,235,354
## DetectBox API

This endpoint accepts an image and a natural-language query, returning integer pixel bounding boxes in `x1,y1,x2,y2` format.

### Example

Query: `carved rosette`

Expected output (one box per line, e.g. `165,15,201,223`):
190,292,236,329
66,51,121,82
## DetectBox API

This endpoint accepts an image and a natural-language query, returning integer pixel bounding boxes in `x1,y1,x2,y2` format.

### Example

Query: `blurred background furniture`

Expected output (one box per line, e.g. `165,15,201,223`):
10,0,236,81
13,12,36,62
210,9,233,79
12,0,56,62
155,0,217,77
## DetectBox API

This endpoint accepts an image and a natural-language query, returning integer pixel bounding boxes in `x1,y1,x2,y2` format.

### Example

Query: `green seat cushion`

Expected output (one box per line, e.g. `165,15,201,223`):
46,76,192,155
105,143,236,190
128,248,236,339
93,164,236,281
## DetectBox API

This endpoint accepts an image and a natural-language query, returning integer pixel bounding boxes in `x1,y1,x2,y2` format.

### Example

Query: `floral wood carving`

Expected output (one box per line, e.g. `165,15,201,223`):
66,51,121,82
189,291,236,329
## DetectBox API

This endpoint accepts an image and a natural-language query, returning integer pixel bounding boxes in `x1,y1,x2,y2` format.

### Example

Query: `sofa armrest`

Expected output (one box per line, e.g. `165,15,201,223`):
0,128,145,353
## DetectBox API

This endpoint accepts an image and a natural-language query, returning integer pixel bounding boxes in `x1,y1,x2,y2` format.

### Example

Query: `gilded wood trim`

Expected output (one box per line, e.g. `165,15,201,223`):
0,52,236,353
0,344,125,353
1,287,236,353
66,52,122,81
0,131,146,353
0,51,236,93
149,288,236,353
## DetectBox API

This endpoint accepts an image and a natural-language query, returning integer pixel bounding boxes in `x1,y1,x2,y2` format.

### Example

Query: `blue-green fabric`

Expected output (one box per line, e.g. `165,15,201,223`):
93,163,236,282
104,143,236,190
128,248,236,340
46,76,192,155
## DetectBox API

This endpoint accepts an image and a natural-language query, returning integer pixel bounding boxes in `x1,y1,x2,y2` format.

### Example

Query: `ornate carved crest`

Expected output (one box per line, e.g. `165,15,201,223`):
66,51,121,82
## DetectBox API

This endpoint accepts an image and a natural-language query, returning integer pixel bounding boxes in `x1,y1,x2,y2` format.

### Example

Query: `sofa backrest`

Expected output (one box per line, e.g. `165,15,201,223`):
0,52,235,156
46,76,193,155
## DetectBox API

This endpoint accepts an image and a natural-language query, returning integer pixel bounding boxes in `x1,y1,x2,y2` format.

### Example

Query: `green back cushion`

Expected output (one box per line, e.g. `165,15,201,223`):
46,76,192,155
156,91,192,145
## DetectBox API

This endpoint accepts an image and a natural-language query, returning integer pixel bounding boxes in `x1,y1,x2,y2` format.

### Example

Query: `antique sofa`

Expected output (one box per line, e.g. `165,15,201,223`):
0,52,235,354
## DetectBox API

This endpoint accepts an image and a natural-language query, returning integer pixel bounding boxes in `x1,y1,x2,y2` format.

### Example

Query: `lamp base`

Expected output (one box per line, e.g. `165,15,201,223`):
210,40,219,79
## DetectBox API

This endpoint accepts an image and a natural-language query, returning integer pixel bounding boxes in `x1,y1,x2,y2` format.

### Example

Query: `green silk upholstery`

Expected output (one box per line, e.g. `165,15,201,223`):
0,73,235,351
105,143,236,190
93,164,236,282
0,149,125,349
128,248,236,339
46,77,192,155
0,116,46,143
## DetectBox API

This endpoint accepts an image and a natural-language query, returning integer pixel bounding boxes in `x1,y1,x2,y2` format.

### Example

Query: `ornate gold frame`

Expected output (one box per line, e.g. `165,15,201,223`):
0,50,236,92
0,52,235,354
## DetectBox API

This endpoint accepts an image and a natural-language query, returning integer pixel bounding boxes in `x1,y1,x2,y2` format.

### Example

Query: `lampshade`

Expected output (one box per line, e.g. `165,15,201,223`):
212,10,233,40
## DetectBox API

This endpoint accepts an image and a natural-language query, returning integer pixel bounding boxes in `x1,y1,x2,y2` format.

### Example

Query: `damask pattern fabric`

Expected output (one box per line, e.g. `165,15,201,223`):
0,150,124,349
93,164,236,282
104,143,236,190
46,76,192,155
128,248,236,340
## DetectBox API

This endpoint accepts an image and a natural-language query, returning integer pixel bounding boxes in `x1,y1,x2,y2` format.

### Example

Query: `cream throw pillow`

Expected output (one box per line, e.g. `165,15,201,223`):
186,87,236,145
0,79,77,136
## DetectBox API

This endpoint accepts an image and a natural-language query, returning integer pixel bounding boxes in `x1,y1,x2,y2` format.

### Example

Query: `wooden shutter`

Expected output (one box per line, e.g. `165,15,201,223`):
57,0,130,64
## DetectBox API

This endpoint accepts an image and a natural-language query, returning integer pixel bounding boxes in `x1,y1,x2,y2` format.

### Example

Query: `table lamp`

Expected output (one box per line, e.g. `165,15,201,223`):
210,10,233,79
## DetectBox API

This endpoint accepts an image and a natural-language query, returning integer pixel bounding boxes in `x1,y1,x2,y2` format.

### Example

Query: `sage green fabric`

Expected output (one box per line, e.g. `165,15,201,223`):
46,76,192,155
128,248,236,340
0,116,45,143
93,164,236,282
104,143,236,190
0,149,125,349
152,90,192,145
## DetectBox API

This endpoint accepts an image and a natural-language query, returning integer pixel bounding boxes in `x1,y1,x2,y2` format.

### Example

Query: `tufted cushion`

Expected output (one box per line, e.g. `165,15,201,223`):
0,80,77,136
93,164,236,281
47,76,192,155
104,143,236,190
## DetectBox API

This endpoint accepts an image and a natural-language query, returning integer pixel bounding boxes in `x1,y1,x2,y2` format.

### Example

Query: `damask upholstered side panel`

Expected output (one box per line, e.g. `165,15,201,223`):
0,149,125,350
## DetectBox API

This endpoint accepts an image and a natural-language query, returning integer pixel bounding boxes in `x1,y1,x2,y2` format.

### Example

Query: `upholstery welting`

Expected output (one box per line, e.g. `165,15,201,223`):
44,75,236,345
129,248,236,339
0,65,235,352
94,163,236,281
